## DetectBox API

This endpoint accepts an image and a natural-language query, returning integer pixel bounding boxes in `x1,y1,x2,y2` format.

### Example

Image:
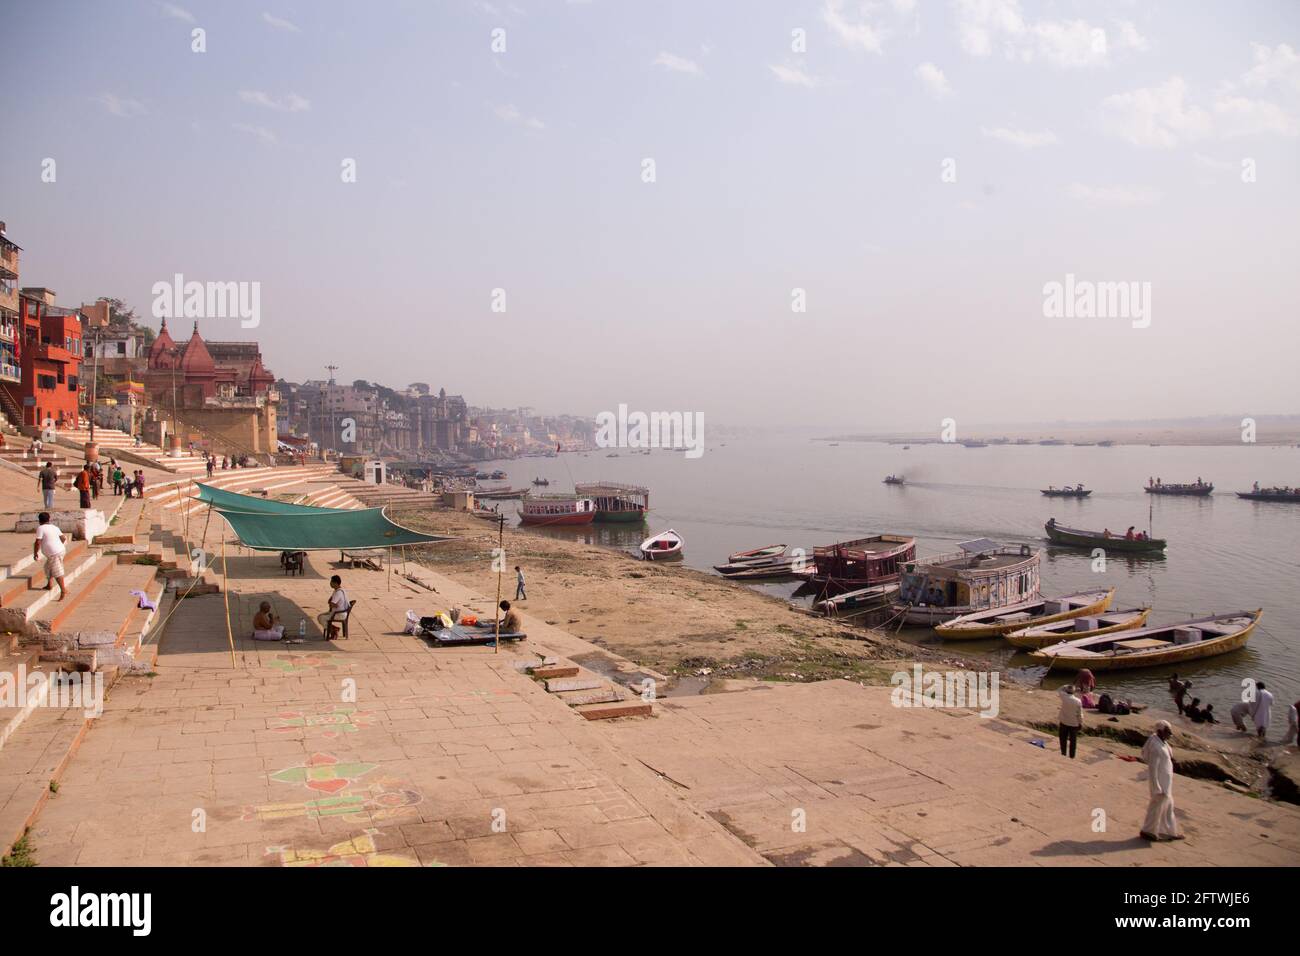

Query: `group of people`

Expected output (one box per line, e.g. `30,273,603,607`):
1100,525,1152,542
252,574,352,642
36,458,148,510
1169,674,1297,741
1167,675,1220,726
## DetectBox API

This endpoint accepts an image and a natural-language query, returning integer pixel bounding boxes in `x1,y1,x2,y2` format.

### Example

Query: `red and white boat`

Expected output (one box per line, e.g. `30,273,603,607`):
640,528,683,560
518,494,595,526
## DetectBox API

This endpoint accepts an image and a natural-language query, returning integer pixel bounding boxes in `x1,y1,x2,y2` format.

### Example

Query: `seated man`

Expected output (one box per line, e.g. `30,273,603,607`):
316,575,349,639
498,600,521,633
252,601,285,641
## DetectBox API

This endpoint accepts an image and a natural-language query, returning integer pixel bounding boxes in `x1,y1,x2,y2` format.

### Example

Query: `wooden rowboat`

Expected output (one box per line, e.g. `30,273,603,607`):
729,544,786,563
814,583,899,616
1004,607,1151,649
1030,610,1261,671
934,588,1114,639
1045,521,1166,553
641,529,683,561
718,557,811,581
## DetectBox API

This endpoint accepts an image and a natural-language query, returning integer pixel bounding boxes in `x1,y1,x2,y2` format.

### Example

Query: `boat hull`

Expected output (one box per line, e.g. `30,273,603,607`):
1236,492,1300,503
1030,612,1259,671
1041,490,1091,498
594,509,646,522
1004,608,1151,649
934,589,1114,639
890,603,970,626
1045,523,1166,552
518,512,594,526
1145,486,1212,496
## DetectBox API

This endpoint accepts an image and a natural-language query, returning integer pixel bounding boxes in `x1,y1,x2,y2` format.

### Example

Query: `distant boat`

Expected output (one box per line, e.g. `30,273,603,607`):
575,481,650,522
640,529,683,561
1045,520,1166,552
1097,440,1115,447
490,469,507,480
517,494,595,525
902,445,910,450
1004,607,1151,650
1236,488,1300,502
1038,439,1065,446
531,478,550,486
961,440,988,448
1030,610,1261,671
934,588,1114,640
1041,486,1090,498
883,475,904,485
1145,481,1212,496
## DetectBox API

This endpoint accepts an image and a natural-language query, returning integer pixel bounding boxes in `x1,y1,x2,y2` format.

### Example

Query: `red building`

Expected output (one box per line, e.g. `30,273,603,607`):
144,319,274,406
10,287,82,430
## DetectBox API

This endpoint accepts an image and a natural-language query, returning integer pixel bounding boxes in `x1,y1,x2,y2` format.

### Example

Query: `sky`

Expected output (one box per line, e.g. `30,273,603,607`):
3,0,1299,432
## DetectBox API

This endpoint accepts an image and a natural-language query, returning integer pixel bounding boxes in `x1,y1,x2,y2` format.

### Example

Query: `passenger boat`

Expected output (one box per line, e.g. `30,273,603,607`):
728,544,786,563
1004,607,1151,650
933,588,1114,639
883,475,904,485
1041,485,1090,498
574,482,649,522
1030,610,1261,671
517,494,595,526
1044,519,1166,553
811,534,915,596
640,529,683,560
1236,487,1300,502
531,478,550,486
890,539,1041,626
814,583,899,617
1145,480,1213,496
490,469,507,480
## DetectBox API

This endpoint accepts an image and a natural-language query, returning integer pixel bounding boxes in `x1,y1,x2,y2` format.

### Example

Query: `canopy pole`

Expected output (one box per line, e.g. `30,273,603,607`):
221,532,237,669
388,547,392,591
493,514,504,654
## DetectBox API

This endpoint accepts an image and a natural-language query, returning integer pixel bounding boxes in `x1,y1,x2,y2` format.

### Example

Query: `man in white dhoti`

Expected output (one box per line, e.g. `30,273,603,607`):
1230,698,1255,732
1140,720,1183,842
1253,682,1274,739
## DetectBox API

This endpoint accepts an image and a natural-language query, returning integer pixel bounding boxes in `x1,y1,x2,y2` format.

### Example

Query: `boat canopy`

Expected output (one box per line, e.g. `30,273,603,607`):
958,538,1001,555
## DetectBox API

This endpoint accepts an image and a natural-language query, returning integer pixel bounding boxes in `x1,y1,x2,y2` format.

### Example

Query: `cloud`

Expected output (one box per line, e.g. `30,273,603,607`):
94,93,146,117
493,104,544,129
980,125,1057,148
652,52,703,76
1099,77,1212,147
1068,183,1162,206
822,0,887,54
915,62,951,97
1239,42,1300,93
1213,93,1298,138
769,62,822,88
955,0,1139,69
232,122,277,145
262,12,300,32
239,90,311,112
160,3,194,22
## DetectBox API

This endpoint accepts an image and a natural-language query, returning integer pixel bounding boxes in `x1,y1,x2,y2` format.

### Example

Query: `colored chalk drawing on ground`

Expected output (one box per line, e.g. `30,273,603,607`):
242,752,424,827
269,752,377,794
266,653,346,674
399,687,517,707
267,830,427,867
269,705,375,738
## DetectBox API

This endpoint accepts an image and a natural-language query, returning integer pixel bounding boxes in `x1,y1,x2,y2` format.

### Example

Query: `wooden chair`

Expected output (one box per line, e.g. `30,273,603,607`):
325,600,357,640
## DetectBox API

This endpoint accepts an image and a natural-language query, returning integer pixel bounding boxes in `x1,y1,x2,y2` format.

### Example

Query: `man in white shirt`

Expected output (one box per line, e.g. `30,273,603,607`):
1057,684,1083,759
32,511,67,601
1253,681,1274,740
1140,720,1183,841
316,574,350,639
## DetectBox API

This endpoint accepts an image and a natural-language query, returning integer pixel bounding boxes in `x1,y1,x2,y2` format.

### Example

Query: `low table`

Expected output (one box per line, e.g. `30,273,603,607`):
340,548,386,569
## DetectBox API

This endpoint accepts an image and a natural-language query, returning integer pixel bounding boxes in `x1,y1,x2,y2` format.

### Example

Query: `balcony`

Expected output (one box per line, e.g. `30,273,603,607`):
0,363,19,384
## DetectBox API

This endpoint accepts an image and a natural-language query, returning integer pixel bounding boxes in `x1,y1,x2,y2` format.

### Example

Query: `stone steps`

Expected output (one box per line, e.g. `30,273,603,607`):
528,659,653,721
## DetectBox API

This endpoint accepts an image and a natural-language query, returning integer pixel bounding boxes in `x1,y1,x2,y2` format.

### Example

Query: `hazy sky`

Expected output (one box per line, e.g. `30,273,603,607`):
4,0,1298,432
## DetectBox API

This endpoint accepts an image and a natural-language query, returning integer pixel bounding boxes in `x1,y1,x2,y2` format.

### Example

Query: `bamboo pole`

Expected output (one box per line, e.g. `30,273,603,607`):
221,531,236,669
493,514,504,654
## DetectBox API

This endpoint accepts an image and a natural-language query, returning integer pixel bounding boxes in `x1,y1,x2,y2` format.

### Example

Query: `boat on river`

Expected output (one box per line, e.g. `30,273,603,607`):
1044,519,1166,553
934,588,1114,639
890,539,1041,626
640,529,683,560
517,494,595,526
811,534,915,596
729,544,786,563
1041,485,1090,498
883,475,904,485
575,482,650,522
814,583,899,617
1236,487,1300,503
1030,610,1261,671
1145,479,1213,496
1004,607,1151,650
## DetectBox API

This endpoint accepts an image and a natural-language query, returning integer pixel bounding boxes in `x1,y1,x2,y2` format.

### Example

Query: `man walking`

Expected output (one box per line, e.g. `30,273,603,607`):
206,454,215,479
72,463,93,509
37,460,58,510
32,512,67,601
515,565,526,601
1140,720,1183,842
1058,683,1083,759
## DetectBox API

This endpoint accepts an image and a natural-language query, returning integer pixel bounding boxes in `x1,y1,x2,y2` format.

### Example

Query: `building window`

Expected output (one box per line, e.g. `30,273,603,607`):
37,374,56,390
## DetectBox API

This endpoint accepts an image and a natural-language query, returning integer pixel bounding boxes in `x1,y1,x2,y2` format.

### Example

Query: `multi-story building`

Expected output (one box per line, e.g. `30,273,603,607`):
15,287,83,430
0,223,21,385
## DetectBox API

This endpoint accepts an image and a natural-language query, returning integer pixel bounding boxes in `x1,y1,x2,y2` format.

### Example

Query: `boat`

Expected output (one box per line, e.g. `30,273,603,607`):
961,440,988,448
890,539,1041,626
475,471,491,480
1004,607,1152,650
531,478,550,487
717,556,810,580
574,482,650,522
933,588,1114,640
811,534,916,596
517,494,595,526
883,475,904,485
1041,485,1090,498
1097,440,1115,447
1038,439,1065,446
728,544,786,563
1030,610,1261,671
490,469,507,480
813,583,899,617
902,445,910,450
1044,519,1166,552
640,529,683,560
1145,480,1213,496
472,507,503,522
475,486,530,500
1236,487,1300,503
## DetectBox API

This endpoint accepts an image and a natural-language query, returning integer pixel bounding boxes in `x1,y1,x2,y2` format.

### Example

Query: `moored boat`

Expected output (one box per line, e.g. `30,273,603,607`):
814,583,899,617
933,588,1114,639
890,539,1041,626
811,534,915,596
728,544,786,563
575,481,650,522
517,494,595,526
1004,607,1151,649
1041,485,1090,498
1030,610,1261,671
717,555,810,580
640,529,683,560
1044,519,1166,552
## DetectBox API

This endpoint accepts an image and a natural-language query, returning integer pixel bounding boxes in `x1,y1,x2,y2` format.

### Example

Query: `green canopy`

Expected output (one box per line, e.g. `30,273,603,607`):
215,507,452,552
196,482,341,515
